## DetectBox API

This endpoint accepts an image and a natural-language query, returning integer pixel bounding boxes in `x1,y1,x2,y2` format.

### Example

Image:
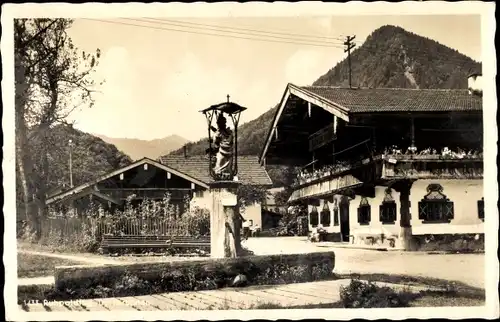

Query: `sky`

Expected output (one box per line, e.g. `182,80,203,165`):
66,15,481,142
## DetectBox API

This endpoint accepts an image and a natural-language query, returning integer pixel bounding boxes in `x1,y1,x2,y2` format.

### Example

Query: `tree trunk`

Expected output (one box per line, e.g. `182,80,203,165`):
15,55,40,239
224,205,243,258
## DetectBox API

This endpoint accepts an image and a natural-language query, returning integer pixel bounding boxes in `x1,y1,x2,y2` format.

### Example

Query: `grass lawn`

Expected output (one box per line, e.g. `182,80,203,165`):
17,253,83,278
249,290,485,309
249,296,485,309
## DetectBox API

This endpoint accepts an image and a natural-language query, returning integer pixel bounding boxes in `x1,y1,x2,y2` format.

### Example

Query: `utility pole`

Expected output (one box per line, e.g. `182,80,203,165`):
68,139,74,188
344,35,356,89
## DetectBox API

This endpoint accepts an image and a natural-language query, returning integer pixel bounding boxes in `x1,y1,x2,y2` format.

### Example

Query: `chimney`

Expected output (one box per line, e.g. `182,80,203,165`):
183,145,187,158
468,72,482,96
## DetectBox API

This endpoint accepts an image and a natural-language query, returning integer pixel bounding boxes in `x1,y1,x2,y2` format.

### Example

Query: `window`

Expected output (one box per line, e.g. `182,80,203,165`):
333,200,339,226
478,197,484,220
379,188,397,224
418,184,454,223
320,203,331,226
310,206,319,227
357,197,371,225
194,190,204,198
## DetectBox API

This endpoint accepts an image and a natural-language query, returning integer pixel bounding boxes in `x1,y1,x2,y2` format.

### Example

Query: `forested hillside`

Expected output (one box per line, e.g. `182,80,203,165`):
314,25,481,88
16,124,132,203
170,105,279,157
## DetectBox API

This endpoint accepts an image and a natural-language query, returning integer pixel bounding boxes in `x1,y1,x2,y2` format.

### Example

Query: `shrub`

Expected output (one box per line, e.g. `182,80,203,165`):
340,279,415,308
20,196,211,254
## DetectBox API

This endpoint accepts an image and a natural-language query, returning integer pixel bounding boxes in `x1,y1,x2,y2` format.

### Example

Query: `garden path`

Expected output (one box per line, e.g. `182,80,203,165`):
18,249,120,265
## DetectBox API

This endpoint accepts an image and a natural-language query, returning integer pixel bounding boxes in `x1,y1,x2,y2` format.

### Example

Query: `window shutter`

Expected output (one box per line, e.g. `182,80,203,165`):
446,202,455,220
357,208,362,224
367,207,371,222
478,198,485,220
418,202,426,220
391,205,397,222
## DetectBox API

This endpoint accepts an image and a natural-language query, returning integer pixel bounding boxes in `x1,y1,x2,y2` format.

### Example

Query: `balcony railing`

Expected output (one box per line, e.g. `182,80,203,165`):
293,147,483,187
98,188,192,200
309,123,337,152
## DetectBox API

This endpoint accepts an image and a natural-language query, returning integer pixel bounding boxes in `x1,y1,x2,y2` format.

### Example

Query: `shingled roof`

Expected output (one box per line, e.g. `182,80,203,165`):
300,86,482,113
158,155,273,186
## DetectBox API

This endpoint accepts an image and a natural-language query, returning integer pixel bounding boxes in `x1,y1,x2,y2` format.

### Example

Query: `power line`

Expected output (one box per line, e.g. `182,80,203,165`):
142,17,347,42
84,18,478,66
127,18,346,46
83,18,345,49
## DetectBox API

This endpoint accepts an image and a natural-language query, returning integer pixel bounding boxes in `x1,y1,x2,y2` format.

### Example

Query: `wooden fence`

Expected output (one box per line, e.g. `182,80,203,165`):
39,216,208,240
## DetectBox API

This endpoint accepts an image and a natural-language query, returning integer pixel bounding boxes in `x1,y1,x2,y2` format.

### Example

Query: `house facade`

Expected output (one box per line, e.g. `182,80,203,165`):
259,82,484,251
159,155,273,228
47,156,273,228
45,158,209,215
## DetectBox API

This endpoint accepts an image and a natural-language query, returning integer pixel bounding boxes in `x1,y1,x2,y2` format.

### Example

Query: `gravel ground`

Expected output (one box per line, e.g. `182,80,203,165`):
244,237,485,289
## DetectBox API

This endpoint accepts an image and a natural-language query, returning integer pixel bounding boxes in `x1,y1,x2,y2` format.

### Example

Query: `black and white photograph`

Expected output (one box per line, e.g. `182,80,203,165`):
2,2,498,321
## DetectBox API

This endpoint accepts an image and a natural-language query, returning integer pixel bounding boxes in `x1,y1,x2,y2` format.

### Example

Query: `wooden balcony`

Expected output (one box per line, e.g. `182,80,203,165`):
289,174,363,202
289,153,483,202
381,154,483,179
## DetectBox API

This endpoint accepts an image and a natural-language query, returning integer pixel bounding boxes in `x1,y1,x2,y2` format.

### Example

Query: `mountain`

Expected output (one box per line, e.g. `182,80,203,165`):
95,134,190,161
168,25,481,185
314,25,481,88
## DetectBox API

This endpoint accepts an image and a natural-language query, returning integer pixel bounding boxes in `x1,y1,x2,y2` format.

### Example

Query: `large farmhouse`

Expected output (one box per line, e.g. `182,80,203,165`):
259,77,484,251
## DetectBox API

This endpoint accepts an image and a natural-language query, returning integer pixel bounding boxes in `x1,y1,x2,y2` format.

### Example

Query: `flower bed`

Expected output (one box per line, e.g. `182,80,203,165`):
23,252,335,303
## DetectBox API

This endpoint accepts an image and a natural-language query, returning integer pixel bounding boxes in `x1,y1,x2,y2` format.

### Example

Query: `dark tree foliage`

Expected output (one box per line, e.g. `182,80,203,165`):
15,125,133,220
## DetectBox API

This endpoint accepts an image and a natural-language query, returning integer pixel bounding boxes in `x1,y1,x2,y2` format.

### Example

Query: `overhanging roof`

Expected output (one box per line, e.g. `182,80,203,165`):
301,86,482,113
46,157,209,205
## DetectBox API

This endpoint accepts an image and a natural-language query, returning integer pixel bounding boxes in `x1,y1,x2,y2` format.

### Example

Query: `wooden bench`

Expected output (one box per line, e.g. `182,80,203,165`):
101,235,210,252
171,236,210,249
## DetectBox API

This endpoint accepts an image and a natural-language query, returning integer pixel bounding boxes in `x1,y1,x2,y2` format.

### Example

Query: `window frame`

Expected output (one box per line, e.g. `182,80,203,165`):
418,184,454,224
310,206,319,227
333,206,339,226
379,188,397,224
320,203,331,227
357,197,371,225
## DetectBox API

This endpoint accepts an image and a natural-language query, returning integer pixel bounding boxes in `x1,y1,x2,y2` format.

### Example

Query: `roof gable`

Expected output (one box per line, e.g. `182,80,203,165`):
46,157,209,205
159,155,273,186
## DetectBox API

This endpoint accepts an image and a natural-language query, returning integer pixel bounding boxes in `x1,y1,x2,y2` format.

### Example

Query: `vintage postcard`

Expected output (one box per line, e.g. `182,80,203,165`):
2,1,498,321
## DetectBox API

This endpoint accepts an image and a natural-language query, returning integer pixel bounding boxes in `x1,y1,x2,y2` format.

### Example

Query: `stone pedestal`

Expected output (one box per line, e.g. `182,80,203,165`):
209,180,243,258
